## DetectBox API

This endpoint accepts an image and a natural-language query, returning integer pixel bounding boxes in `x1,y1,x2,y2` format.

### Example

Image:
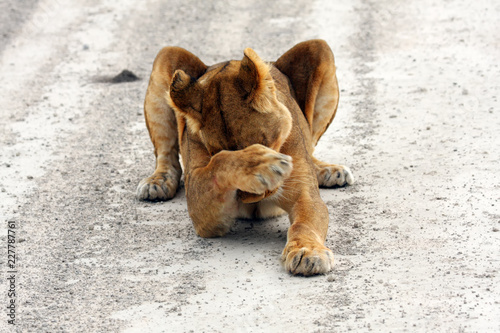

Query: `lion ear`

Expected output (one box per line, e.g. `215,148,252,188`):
238,48,276,113
167,69,203,133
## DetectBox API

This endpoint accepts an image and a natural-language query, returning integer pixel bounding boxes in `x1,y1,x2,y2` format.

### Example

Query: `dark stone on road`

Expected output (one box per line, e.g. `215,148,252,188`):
110,69,140,83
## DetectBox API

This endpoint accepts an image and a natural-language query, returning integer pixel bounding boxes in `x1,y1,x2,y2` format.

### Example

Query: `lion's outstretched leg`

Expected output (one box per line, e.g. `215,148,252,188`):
278,158,334,276
136,47,207,201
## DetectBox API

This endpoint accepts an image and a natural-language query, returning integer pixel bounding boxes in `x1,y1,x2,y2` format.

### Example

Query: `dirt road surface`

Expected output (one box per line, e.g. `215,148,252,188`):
1,0,499,332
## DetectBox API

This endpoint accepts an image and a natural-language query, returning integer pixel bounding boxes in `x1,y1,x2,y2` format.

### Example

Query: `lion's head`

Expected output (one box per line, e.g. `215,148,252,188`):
166,48,293,155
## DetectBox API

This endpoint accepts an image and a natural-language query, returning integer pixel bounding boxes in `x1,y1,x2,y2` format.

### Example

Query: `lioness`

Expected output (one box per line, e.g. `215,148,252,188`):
136,40,354,276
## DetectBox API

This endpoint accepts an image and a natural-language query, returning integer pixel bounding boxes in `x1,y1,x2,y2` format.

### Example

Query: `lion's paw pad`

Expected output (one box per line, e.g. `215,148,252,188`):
136,173,178,201
282,246,334,276
318,165,354,187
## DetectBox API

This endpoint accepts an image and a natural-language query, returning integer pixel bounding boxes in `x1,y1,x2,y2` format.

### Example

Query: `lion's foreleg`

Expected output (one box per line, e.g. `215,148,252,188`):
277,161,334,276
137,47,207,201
136,81,182,201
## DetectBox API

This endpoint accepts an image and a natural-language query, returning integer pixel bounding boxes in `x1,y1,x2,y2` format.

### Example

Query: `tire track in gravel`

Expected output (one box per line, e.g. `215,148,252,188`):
310,0,384,328
314,1,500,331
10,1,171,331
0,0,39,54
0,0,95,219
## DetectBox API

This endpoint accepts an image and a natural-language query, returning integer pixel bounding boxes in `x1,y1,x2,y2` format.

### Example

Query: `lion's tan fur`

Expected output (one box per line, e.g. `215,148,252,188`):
136,40,354,276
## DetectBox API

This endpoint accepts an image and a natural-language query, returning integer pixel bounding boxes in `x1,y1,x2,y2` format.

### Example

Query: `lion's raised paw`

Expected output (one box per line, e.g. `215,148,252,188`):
233,145,293,196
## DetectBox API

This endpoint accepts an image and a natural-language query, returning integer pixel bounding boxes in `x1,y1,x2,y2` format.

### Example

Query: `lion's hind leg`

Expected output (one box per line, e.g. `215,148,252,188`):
275,39,339,147
313,157,354,187
276,40,354,188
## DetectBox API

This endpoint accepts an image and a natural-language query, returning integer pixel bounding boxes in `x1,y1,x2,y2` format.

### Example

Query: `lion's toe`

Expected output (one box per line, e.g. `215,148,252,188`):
136,173,178,201
318,165,354,187
282,245,334,276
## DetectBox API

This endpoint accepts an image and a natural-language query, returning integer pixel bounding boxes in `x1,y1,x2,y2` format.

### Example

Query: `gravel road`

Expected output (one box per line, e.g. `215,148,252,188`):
1,0,499,332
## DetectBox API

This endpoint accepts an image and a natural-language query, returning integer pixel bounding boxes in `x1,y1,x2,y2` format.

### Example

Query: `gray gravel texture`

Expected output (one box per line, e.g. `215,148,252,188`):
0,0,499,332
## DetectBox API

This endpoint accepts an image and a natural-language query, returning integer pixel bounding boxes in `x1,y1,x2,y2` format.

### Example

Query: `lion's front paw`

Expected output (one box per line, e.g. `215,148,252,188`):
282,241,334,276
317,165,354,187
136,172,179,201
237,146,293,195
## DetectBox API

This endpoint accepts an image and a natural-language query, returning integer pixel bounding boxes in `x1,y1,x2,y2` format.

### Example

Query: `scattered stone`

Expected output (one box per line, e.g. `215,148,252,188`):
110,69,140,83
